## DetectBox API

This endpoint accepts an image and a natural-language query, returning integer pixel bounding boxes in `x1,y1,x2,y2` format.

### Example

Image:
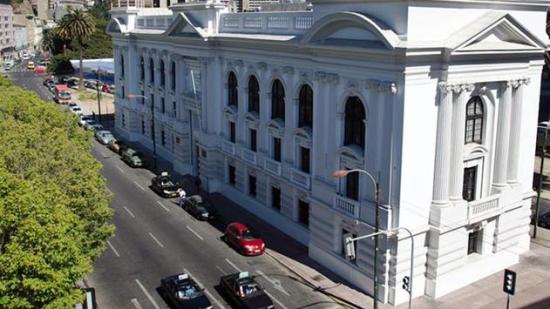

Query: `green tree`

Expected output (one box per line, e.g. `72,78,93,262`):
0,76,114,308
55,8,96,90
47,54,75,76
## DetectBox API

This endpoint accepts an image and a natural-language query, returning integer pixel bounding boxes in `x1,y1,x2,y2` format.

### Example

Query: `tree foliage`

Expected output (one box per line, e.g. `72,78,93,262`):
0,76,114,308
47,54,75,76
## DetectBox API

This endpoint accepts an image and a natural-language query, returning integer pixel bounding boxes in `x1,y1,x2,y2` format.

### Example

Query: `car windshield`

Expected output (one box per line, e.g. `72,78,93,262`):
242,229,258,240
87,121,97,126
160,177,175,187
175,283,200,299
59,92,71,99
239,281,260,297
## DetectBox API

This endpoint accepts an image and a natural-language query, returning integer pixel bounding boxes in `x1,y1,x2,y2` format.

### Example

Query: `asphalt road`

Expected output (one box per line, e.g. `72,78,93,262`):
87,142,342,309
6,67,342,309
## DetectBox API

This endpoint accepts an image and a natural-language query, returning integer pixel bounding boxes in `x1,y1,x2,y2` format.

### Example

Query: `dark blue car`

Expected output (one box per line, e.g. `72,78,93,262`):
161,273,212,309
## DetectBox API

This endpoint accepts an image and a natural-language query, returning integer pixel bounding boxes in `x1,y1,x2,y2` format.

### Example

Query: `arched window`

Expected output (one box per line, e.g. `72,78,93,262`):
271,79,285,121
149,58,154,84
160,60,165,87
120,54,125,77
228,71,238,107
171,61,176,90
248,76,260,113
344,96,366,149
139,57,144,81
465,96,484,144
298,84,313,128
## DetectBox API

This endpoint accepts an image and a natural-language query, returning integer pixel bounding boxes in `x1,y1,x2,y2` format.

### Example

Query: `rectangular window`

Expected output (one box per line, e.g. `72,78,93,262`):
345,170,359,201
300,147,310,174
161,97,165,114
229,122,236,143
272,187,281,211
141,90,145,104
172,101,177,118
228,165,236,186
250,129,257,152
273,137,281,162
122,114,126,127
463,166,477,202
249,175,256,197
121,85,125,99
468,230,481,255
298,199,309,228
141,120,145,135
161,130,166,146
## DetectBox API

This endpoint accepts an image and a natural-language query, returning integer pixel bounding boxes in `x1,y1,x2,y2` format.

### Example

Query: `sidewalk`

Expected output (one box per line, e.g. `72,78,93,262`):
112,137,550,309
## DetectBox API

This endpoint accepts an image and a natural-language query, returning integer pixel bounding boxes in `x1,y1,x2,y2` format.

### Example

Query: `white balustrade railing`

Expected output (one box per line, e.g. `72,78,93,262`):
468,195,500,221
241,148,257,165
264,158,281,176
334,195,360,218
111,0,154,9
220,12,314,35
290,168,311,190
135,16,173,30
222,140,236,155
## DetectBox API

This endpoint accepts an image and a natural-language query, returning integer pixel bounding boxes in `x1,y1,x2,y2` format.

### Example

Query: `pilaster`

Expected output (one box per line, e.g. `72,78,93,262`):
507,78,530,185
432,82,454,206
492,81,514,192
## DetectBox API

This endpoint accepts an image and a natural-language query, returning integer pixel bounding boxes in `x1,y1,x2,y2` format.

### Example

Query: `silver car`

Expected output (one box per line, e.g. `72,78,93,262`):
95,130,115,145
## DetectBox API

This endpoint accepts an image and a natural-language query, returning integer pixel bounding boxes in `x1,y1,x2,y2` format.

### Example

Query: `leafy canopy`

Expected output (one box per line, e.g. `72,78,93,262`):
0,76,114,308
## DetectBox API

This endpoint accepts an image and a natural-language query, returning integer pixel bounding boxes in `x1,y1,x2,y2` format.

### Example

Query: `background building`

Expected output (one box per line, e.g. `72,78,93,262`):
108,0,547,305
0,4,14,63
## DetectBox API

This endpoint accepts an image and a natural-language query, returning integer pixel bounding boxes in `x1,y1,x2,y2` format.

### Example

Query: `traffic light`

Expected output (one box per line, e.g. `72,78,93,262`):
343,233,356,261
503,269,516,295
402,276,410,292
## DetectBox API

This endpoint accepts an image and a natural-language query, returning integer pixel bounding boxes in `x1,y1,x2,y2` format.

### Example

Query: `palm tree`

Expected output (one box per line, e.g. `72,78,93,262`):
55,8,96,90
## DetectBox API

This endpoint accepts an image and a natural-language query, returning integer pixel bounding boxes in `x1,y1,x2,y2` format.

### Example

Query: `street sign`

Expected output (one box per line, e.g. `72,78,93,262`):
503,269,516,295
402,276,410,292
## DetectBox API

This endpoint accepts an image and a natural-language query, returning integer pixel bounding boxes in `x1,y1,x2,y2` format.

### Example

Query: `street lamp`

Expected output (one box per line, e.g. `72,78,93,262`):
534,125,549,238
333,169,380,309
128,93,157,171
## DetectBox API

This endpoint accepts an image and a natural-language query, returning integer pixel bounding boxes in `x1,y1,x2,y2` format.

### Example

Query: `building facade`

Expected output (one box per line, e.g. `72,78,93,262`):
108,0,547,305
0,4,14,62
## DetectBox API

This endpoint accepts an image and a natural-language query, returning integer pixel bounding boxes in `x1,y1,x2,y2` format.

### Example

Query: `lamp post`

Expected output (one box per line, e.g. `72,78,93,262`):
534,125,549,238
128,94,157,171
333,169,380,309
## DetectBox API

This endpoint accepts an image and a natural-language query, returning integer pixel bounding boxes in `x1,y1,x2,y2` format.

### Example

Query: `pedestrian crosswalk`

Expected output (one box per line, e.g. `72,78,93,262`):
2,67,32,74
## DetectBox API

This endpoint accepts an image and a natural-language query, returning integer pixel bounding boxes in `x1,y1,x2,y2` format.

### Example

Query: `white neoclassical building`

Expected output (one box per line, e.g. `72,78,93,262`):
107,0,547,305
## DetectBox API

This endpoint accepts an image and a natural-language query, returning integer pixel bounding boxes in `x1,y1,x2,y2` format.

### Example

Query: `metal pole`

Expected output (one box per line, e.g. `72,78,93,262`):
393,227,414,309
534,127,547,238
506,293,510,309
373,182,380,309
96,67,102,123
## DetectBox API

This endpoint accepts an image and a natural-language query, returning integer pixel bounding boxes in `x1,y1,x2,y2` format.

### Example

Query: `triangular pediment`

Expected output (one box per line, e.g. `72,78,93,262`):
449,12,545,54
164,12,207,39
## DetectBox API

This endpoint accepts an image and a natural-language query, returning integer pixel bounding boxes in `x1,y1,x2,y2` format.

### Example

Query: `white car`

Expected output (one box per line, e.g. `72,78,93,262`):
95,130,115,145
89,123,104,132
79,115,92,127
83,119,98,130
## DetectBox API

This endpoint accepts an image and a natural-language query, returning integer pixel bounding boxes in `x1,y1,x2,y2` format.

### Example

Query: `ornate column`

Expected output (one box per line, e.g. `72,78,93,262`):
432,83,454,205
449,83,475,200
507,78,530,185
492,81,514,191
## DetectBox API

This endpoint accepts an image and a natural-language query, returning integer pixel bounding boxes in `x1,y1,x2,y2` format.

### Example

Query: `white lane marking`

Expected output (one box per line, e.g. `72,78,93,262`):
123,206,136,219
256,270,290,296
156,201,171,212
134,181,145,191
225,258,242,272
183,268,226,309
135,279,161,309
264,290,289,309
186,225,204,241
117,166,125,173
216,265,227,275
106,240,120,258
148,232,164,248
130,298,143,309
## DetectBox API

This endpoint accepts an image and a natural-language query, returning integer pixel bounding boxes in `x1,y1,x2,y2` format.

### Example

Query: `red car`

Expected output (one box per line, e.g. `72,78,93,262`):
224,222,265,256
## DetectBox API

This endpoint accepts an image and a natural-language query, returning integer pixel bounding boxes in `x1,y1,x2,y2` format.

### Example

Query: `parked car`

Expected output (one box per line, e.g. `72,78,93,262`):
151,172,182,197
101,83,113,93
182,195,215,221
70,106,83,116
26,61,35,70
224,222,265,256
121,148,143,168
89,123,104,132
95,130,115,145
79,115,92,127
534,212,550,229
160,273,212,309
68,102,78,108
84,79,103,90
43,79,54,87
219,272,274,309
107,139,127,154
83,119,98,130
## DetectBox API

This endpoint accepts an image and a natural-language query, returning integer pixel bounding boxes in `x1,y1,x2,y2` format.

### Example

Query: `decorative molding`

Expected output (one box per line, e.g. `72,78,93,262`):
439,82,474,94
314,71,327,82
282,66,295,75
257,62,267,71
345,79,361,92
327,73,340,85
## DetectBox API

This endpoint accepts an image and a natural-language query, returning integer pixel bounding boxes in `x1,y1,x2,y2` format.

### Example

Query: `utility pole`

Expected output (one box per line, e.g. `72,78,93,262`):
96,66,102,123
534,126,548,238
374,181,380,309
